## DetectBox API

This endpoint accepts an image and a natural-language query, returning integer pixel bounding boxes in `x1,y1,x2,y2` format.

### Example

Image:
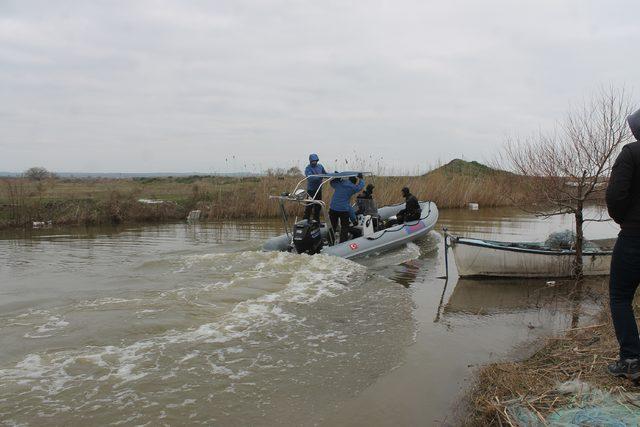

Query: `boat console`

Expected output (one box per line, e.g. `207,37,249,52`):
350,214,375,239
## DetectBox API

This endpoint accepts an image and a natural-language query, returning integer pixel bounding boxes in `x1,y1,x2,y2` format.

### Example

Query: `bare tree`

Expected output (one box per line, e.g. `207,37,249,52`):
24,166,51,181
503,87,633,278
286,166,303,177
267,167,292,178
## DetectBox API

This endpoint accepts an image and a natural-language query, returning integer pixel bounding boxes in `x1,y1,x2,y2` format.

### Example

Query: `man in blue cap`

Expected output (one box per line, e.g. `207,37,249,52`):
329,173,365,243
304,153,327,222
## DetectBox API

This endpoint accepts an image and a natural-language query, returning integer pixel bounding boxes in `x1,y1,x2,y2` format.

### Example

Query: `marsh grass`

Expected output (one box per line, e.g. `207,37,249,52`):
461,281,639,426
0,170,527,229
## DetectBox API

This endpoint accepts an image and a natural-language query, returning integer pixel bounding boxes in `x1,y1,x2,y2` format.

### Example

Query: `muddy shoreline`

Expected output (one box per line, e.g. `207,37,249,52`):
461,280,640,426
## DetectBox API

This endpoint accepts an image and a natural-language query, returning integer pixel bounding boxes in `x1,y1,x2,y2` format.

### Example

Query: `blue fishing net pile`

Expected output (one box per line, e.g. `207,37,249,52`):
544,230,600,251
507,388,640,426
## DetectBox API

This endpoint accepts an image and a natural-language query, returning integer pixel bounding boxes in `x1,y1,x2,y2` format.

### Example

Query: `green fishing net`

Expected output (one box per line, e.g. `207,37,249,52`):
507,388,640,426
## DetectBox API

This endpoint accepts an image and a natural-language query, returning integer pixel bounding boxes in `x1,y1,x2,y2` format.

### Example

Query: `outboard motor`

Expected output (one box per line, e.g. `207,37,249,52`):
292,220,323,255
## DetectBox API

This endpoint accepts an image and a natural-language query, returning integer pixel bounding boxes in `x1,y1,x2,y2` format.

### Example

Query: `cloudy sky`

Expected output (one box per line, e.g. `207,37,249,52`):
1,0,638,174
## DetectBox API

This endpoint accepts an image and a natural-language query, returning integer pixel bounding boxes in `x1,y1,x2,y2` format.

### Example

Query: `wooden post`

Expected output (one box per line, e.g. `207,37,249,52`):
443,227,449,280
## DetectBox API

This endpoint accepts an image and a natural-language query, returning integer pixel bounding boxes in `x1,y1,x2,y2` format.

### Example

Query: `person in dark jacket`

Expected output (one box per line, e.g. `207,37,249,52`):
356,184,379,229
329,174,365,243
397,187,421,224
356,184,377,215
606,107,640,381
303,154,327,222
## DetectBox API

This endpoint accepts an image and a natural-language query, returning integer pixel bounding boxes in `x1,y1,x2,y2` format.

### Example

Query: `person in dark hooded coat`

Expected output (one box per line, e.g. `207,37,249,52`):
303,154,327,222
606,107,640,381
396,187,421,224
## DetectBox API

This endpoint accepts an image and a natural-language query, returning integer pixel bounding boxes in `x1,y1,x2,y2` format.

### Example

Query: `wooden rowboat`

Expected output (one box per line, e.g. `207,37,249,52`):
447,235,615,278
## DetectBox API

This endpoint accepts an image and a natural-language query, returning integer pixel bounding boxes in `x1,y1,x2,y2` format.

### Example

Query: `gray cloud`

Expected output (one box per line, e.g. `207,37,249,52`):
1,0,638,173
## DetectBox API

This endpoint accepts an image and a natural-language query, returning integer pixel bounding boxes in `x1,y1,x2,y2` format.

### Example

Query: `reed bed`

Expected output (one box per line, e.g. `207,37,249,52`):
462,281,640,426
0,170,524,229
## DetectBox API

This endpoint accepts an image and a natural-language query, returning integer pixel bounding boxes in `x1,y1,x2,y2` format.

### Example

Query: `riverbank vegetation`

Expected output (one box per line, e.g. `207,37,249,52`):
462,281,640,426
0,159,523,229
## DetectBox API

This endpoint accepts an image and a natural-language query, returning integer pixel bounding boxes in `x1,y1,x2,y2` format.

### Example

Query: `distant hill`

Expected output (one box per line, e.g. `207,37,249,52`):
425,159,507,177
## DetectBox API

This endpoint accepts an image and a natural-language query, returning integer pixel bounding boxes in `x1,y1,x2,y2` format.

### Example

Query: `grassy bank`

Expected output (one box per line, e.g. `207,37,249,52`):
1,164,522,229
462,280,640,426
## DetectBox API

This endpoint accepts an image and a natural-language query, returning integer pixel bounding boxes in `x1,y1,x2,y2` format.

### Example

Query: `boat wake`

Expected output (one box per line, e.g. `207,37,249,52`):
0,249,415,425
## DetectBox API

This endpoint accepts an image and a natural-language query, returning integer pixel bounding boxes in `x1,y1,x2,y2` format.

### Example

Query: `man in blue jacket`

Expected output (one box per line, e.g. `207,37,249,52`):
329,173,365,243
304,154,327,222
606,107,640,381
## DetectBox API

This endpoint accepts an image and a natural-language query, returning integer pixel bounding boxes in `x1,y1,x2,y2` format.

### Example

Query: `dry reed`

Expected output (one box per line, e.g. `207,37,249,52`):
461,281,639,426
0,171,531,229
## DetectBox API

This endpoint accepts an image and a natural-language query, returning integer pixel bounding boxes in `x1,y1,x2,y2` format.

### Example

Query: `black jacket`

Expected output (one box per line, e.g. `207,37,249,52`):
404,194,421,218
606,142,640,235
606,108,640,235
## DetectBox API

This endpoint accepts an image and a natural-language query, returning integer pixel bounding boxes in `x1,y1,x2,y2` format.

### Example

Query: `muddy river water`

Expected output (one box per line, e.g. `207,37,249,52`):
0,207,619,426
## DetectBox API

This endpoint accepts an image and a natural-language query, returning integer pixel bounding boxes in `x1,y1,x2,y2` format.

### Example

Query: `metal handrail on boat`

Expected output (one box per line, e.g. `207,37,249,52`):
291,171,373,200
269,194,335,245
270,172,374,248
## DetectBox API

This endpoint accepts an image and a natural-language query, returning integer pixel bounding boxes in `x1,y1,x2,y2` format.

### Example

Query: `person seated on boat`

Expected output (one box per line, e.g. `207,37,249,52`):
396,187,421,224
329,173,365,243
356,183,379,229
303,153,327,223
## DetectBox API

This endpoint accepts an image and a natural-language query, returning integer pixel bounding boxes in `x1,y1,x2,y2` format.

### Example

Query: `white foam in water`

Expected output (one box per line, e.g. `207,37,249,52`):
174,280,232,302
178,351,200,364
165,399,196,409
0,249,368,419
177,250,267,272
4,309,70,339
206,362,237,378
306,332,349,343
80,297,143,308
0,353,73,395
24,316,69,339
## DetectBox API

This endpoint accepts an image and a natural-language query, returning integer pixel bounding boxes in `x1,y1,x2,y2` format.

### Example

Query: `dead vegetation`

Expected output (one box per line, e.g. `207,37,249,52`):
462,283,640,426
0,169,525,229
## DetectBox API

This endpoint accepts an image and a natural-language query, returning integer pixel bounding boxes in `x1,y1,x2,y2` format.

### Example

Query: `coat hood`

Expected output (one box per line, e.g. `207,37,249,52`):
629,108,640,141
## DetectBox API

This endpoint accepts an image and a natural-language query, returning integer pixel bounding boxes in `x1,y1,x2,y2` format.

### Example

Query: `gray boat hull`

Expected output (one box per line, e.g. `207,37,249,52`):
263,201,439,259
